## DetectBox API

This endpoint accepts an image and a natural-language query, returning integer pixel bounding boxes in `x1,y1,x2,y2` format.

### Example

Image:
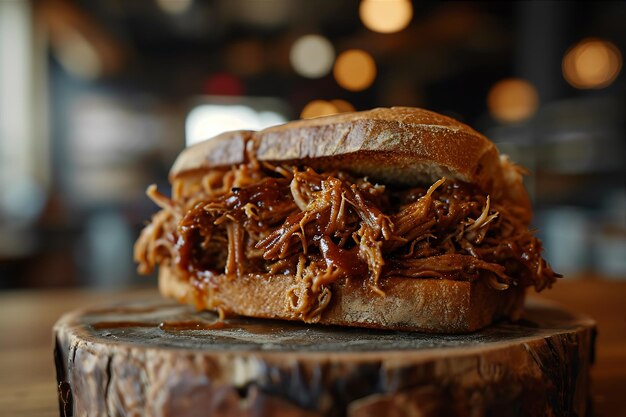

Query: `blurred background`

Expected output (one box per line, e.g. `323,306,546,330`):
0,0,624,290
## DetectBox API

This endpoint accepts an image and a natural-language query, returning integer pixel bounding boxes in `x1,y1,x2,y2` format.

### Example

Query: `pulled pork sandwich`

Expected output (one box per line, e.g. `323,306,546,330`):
135,107,558,332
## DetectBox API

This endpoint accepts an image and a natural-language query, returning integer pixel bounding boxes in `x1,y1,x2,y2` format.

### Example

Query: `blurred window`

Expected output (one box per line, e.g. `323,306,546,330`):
185,98,288,146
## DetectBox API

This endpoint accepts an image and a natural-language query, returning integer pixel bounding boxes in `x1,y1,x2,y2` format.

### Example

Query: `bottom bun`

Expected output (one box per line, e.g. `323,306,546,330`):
159,265,525,333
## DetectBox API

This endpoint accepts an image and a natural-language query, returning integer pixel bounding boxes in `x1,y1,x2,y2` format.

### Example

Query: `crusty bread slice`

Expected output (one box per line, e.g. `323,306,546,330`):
170,130,252,180
159,265,526,333
170,107,530,220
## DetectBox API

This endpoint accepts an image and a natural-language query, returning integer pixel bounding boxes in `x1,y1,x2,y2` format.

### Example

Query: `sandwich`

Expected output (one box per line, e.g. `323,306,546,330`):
134,107,558,333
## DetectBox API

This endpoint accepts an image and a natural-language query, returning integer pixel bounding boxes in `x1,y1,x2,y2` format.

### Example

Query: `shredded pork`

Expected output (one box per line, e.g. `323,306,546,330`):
135,154,558,322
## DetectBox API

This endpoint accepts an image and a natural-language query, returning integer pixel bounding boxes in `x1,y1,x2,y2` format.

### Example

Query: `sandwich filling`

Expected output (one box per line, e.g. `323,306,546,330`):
135,148,558,321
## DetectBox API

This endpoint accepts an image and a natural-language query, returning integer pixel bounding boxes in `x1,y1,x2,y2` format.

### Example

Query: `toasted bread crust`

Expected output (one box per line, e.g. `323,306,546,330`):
169,107,530,216
170,130,252,180
254,107,502,192
159,265,526,333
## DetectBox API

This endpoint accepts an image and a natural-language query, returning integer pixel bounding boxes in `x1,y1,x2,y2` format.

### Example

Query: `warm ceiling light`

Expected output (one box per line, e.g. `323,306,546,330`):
330,99,355,113
290,34,335,79
333,49,377,92
300,100,339,119
562,38,622,89
487,78,539,123
359,0,413,34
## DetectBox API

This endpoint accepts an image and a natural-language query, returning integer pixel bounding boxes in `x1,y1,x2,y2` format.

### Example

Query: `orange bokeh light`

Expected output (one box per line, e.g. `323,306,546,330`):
487,78,539,123
359,0,413,34
333,49,377,92
300,100,339,119
330,99,355,113
562,38,622,89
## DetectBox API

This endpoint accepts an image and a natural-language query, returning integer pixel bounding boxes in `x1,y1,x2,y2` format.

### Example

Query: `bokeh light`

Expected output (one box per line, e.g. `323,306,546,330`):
300,99,357,119
300,100,338,119
359,0,413,34
290,35,335,79
330,99,355,113
562,38,622,89
333,49,377,91
487,78,539,123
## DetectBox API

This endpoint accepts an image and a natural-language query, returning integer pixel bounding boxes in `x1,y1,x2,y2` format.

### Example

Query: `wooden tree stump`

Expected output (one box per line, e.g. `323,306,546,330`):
53,297,595,417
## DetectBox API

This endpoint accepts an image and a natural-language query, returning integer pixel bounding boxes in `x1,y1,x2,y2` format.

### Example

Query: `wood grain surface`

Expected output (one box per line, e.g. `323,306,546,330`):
54,298,594,416
0,279,624,416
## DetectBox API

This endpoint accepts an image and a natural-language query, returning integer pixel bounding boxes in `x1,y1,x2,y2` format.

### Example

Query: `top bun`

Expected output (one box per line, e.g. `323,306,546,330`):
170,107,530,220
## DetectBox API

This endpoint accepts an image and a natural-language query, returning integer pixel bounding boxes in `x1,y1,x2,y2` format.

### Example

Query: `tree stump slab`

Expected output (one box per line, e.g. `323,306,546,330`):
53,297,595,417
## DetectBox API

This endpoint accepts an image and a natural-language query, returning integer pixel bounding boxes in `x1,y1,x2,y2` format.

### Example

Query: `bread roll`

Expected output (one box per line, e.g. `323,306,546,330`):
135,107,557,332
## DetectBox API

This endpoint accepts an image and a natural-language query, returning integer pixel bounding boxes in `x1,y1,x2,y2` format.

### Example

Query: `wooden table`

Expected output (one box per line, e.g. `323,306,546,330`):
1,279,624,417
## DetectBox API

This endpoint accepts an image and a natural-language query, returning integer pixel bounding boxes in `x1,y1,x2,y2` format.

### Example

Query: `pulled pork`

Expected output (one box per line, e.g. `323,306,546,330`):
135,157,558,322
